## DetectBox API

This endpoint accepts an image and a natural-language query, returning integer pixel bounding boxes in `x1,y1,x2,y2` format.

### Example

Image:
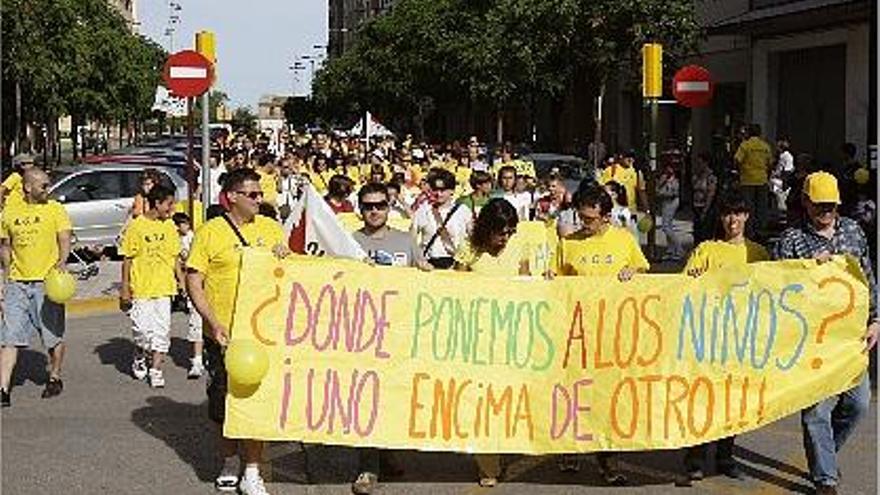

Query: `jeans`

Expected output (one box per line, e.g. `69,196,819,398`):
801,374,871,487
659,198,682,259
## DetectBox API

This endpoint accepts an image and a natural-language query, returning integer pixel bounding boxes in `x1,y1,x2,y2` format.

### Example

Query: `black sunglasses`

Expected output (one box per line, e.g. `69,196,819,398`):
360,200,389,211
234,190,264,200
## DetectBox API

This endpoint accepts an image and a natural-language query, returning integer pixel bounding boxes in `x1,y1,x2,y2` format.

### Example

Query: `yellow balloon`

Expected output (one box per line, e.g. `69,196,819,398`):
225,340,269,386
854,168,870,185
637,215,654,233
45,269,76,303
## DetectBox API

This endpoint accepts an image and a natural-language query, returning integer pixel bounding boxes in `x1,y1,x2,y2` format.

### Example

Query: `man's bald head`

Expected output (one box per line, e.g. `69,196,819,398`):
22,168,50,203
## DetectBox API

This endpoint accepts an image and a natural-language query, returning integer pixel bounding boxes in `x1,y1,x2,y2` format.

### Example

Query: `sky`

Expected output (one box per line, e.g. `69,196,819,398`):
138,0,328,109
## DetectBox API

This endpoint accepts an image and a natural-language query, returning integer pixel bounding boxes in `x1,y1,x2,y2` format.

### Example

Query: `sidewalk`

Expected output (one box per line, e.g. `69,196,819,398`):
67,259,121,317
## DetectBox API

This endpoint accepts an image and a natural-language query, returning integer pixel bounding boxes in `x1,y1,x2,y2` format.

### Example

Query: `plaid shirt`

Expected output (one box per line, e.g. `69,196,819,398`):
773,216,877,322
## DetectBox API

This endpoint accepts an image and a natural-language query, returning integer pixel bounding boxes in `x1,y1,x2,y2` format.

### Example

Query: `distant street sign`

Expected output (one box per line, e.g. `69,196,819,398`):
162,50,213,98
672,65,714,108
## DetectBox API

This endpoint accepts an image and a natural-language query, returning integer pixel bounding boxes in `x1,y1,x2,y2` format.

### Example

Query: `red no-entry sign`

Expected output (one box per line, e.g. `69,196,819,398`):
162,50,214,98
672,65,714,108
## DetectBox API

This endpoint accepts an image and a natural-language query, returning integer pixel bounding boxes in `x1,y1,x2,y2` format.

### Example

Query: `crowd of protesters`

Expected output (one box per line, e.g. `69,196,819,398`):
0,123,876,495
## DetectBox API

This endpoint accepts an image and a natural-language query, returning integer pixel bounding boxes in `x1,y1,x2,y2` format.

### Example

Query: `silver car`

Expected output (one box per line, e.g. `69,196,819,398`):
49,164,189,247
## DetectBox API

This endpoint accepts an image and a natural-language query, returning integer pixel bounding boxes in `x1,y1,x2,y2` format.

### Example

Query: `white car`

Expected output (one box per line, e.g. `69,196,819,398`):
49,164,189,248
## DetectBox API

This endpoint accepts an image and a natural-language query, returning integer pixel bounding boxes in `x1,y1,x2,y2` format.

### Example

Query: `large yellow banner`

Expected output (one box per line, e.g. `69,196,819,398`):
226,251,869,453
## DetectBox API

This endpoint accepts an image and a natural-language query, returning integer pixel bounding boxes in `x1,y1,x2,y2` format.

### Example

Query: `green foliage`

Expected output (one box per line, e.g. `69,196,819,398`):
194,90,231,122
2,0,166,139
283,96,318,129
230,107,258,134
313,0,702,128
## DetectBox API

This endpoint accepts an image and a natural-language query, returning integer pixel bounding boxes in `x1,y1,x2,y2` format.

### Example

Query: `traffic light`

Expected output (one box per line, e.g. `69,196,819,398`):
642,43,662,99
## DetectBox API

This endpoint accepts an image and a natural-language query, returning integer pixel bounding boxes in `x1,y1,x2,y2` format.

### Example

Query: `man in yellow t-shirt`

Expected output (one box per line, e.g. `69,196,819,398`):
0,168,72,406
551,182,646,484
555,183,649,280
598,153,644,212
680,189,767,483
119,183,181,388
734,124,772,236
185,168,289,493
0,154,36,211
256,156,279,207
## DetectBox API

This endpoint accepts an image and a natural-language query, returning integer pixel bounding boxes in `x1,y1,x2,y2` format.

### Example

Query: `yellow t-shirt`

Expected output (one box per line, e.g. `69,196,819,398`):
599,165,640,210
120,216,181,298
683,239,769,273
186,215,284,335
454,238,530,276
0,200,71,281
174,199,205,231
2,173,25,210
734,137,772,186
258,169,279,206
556,225,649,276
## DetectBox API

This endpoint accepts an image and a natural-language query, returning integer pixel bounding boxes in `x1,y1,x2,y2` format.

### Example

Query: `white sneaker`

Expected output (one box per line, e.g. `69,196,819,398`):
131,356,148,380
148,368,165,388
214,472,238,492
352,472,378,494
238,473,270,495
187,360,204,379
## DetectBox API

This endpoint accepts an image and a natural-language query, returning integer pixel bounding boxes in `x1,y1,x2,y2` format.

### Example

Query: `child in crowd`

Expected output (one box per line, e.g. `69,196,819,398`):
604,181,637,239
172,212,205,379
120,185,181,388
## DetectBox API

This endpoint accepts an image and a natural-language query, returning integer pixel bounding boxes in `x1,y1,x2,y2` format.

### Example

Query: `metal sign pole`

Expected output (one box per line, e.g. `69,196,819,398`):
187,96,195,222
201,92,210,217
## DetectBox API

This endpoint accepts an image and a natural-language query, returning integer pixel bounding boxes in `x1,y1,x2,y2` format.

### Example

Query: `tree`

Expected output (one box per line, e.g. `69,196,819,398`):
282,96,318,129
2,0,167,156
194,90,231,122
231,107,258,134
312,0,703,141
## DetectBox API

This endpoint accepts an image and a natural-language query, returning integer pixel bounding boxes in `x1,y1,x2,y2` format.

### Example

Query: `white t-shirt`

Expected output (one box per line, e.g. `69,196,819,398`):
208,164,227,205
503,191,533,221
412,202,473,259
777,150,794,173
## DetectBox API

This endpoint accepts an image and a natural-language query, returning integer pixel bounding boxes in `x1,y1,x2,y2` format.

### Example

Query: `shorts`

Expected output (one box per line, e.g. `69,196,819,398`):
130,297,171,354
1,281,65,349
204,337,227,424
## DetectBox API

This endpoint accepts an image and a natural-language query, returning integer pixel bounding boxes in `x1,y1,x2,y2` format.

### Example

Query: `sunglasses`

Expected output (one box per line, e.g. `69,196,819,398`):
360,200,389,211
234,190,264,200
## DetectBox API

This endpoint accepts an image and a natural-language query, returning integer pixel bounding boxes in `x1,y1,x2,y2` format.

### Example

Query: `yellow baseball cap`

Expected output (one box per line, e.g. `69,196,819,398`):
804,171,840,204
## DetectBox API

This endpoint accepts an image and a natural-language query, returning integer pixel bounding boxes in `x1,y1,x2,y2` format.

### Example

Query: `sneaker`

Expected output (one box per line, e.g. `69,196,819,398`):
41,377,63,398
477,477,497,488
1,389,10,407
187,360,204,379
351,472,378,494
148,368,165,388
687,466,704,481
214,472,238,492
132,356,148,380
239,473,270,495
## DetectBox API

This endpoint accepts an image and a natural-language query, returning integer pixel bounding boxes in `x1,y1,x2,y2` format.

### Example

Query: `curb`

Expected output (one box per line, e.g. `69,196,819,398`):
67,297,118,317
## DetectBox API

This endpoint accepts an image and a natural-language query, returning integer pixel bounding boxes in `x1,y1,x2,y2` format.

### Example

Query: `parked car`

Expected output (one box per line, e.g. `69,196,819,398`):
48,164,188,248
522,153,593,191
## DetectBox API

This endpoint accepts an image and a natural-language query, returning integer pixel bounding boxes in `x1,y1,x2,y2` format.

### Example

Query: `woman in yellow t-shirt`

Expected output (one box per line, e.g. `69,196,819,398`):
680,190,768,484
453,198,528,488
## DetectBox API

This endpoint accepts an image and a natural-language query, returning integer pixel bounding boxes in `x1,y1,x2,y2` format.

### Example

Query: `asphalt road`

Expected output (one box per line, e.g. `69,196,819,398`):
1,312,876,494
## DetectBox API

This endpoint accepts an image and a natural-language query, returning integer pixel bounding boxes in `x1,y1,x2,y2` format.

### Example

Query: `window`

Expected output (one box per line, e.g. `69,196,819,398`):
52,171,124,203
